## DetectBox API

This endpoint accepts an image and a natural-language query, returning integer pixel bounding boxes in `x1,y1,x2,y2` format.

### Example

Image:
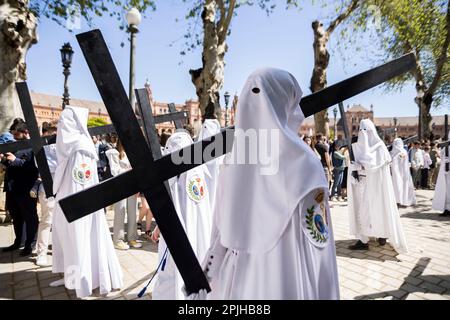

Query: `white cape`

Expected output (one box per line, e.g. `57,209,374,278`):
152,132,213,300
197,119,222,211
390,138,416,206
348,119,408,253
432,148,450,211
52,105,123,298
202,68,339,300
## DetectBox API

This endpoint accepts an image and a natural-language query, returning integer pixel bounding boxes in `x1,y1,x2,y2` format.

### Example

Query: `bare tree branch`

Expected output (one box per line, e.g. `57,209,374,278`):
218,0,236,43
326,0,359,35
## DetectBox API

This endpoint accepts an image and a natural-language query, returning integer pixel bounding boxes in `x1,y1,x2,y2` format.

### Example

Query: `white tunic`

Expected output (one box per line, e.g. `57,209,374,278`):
52,105,123,298
432,148,450,211
197,119,222,211
390,138,416,206
202,68,339,300
205,186,339,299
152,132,212,300
348,119,408,253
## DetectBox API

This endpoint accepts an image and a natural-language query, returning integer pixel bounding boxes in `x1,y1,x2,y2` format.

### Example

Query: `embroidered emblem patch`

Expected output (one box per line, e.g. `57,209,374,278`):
303,190,330,247
72,163,93,185
186,174,206,203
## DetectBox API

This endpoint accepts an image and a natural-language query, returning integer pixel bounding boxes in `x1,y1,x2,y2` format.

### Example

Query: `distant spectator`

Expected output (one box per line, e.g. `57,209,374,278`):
330,142,346,200
409,141,424,189
315,133,333,185
421,146,433,189
1,121,39,256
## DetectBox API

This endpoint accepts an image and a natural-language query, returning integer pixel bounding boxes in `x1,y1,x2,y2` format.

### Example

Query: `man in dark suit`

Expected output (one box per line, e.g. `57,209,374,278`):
0,122,39,256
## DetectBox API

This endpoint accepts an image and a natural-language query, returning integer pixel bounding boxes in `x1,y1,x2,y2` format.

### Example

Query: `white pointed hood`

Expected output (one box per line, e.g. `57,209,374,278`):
53,105,98,194
198,119,221,140
216,67,327,253
390,137,406,158
353,119,390,166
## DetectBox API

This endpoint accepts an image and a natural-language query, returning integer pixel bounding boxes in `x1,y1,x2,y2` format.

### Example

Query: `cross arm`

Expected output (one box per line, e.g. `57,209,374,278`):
59,126,234,221
300,53,416,117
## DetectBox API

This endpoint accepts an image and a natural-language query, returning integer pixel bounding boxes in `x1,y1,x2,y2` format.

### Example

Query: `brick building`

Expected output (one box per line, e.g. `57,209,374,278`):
30,80,236,136
300,104,447,140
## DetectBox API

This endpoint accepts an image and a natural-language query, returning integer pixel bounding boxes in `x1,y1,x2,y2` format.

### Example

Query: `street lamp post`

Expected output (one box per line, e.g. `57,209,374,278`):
333,107,338,141
126,7,142,108
224,91,230,127
60,42,74,109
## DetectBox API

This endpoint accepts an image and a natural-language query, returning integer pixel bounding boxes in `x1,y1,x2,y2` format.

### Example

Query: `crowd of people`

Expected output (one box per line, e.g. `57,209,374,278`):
0,69,448,300
300,132,444,204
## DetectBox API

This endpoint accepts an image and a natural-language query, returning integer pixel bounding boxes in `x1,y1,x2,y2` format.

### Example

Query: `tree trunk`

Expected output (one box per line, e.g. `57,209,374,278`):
189,0,225,120
310,20,330,137
0,0,38,132
416,93,433,140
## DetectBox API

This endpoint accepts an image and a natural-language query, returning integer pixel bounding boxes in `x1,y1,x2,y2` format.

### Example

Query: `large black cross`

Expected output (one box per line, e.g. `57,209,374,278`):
387,134,419,151
58,29,416,295
445,114,449,172
0,82,55,198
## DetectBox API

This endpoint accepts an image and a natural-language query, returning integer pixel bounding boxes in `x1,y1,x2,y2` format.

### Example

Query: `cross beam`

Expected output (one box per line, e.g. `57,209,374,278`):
445,114,448,172
0,110,187,155
387,135,419,151
300,53,416,117
12,82,54,198
59,29,416,296
69,29,213,295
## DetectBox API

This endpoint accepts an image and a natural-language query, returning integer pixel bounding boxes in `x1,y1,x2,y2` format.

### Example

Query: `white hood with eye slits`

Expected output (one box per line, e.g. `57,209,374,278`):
353,119,391,167
53,105,98,194
215,67,328,254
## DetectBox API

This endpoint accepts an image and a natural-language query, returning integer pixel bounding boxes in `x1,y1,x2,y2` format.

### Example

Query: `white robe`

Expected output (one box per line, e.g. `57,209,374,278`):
52,105,123,298
205,185,339,300
202,68,339,300
432,148,450,211
152,132,212,300
390,142,416,206
348,120,408,253
197,119,222,211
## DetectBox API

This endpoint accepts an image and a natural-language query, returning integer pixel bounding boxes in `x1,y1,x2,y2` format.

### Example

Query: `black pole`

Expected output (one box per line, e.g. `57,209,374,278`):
445,114,448,172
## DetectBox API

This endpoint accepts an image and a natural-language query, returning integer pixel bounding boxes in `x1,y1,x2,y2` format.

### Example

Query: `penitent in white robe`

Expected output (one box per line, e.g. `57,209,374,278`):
202,68,339,300
52,106,123,298
390,138,416,206
152,132,212,300
432,148,450,211
197,119,222,211
348,120,408,253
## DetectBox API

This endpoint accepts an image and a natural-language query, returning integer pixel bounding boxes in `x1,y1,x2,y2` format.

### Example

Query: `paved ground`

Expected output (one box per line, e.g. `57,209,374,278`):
0,190,449,300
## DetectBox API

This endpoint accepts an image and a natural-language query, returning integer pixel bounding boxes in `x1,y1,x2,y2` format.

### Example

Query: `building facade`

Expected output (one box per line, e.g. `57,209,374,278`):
300,104,447,141
31,81,236,137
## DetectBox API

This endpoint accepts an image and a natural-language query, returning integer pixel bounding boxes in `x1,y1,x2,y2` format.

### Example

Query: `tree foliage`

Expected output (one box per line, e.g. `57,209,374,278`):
336,0,449,107
87,117,108,127
28,0,156,31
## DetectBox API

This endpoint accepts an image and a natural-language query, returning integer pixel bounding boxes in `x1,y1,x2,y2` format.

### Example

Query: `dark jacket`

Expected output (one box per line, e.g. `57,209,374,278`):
3,148,39,194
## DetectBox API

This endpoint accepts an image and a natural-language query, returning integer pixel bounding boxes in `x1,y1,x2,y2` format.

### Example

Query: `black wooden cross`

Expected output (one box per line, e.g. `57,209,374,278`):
445,114,449,172
0,82,55,198
135,90,187,161
59,29,416,296
387,134,419,151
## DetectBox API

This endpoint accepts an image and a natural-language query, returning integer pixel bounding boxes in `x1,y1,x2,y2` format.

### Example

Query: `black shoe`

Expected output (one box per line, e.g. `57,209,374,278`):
349,240,369,250
378,238,387,246
2,243,20,252
20,247,32,257
439,210,450,217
